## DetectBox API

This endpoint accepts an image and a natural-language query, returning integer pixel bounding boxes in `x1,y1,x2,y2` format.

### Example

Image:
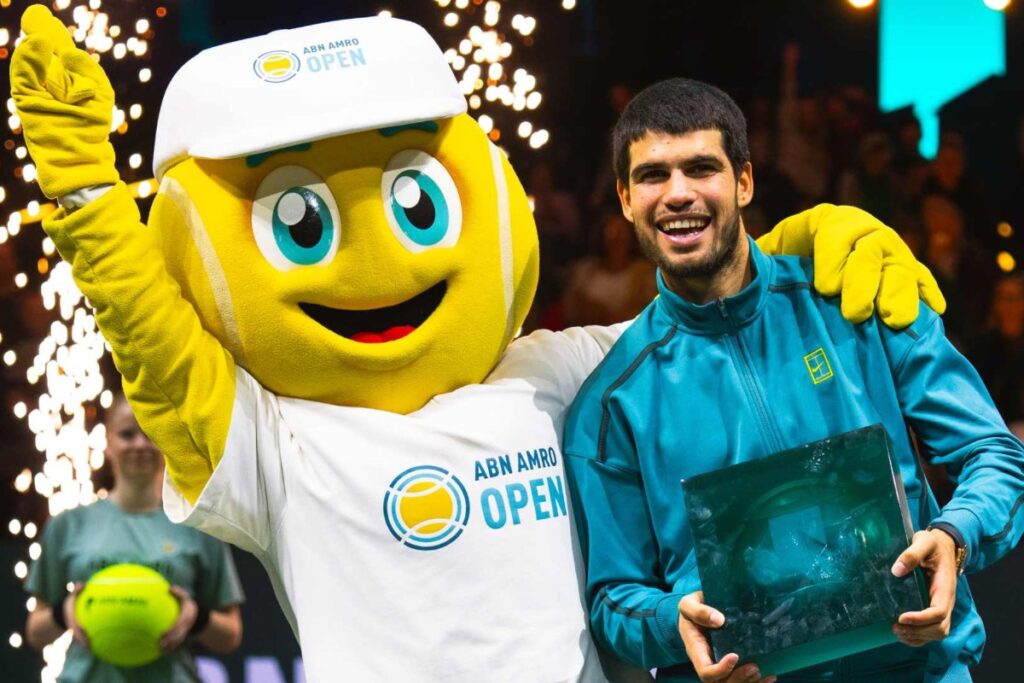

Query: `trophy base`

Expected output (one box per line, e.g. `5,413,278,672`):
752,621,897,676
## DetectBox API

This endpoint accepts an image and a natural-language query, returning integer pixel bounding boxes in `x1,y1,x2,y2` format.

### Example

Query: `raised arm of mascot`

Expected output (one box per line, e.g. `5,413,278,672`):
11,6,234,503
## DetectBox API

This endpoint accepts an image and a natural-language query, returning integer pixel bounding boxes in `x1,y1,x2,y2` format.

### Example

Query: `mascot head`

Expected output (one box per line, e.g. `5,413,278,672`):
149,17,538,413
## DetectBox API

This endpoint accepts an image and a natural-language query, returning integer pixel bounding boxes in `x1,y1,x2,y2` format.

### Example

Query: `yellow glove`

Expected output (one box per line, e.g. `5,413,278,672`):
10,5,119,199
756,204,946,329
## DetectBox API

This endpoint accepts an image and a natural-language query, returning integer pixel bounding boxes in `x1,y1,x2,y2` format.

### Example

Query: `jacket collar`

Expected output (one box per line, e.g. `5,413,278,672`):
654,235,773,335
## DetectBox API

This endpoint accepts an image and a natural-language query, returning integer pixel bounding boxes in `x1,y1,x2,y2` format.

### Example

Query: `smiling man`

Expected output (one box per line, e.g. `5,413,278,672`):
621,125,752,304
563,79,1024,683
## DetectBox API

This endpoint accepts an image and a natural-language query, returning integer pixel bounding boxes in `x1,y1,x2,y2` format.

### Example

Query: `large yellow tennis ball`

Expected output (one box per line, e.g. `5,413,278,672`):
75,563,180,667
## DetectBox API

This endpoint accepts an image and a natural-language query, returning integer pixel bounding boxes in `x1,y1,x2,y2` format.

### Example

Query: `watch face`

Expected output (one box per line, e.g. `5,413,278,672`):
682,425,930,676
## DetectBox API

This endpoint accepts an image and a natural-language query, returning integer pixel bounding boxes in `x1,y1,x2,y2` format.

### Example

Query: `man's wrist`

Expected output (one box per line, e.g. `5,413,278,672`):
656,593,690,654
927,522,968,574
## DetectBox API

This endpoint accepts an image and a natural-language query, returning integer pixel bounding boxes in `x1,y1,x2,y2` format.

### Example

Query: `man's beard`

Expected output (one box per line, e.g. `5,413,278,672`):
637,204,743,280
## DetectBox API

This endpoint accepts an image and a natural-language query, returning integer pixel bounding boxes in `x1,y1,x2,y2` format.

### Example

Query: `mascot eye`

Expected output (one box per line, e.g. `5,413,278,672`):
382,150,462,252
272,188,334,264
252,166,340,271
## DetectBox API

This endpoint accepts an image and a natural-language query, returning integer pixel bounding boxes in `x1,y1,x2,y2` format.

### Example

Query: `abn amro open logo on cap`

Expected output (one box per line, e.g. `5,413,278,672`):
383,465,471,551
253,50,301,83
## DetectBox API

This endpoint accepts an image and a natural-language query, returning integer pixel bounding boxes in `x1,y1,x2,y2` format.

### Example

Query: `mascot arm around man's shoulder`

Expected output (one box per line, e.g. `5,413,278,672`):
757,203,946,329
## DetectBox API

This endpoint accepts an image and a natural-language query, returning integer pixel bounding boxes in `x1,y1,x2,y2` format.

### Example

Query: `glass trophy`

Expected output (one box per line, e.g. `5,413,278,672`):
681,425,929,676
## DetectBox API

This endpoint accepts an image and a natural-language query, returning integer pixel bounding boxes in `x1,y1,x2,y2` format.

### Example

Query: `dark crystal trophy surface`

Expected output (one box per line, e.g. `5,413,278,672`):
681,425,928,676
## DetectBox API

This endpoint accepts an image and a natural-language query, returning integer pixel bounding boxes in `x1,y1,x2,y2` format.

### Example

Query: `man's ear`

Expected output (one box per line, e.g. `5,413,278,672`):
737,161,754,209
616,179,634,223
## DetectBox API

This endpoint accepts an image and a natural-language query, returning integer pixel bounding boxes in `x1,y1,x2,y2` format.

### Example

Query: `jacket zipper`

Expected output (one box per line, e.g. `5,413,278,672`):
716,299,785,454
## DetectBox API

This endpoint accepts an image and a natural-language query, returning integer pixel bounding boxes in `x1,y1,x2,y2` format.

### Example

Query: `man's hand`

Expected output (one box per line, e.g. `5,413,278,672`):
159,585,199,653
677,591,777,683
64,582,91,649
891,529,958,647
756,204,946,329
10,4,120,198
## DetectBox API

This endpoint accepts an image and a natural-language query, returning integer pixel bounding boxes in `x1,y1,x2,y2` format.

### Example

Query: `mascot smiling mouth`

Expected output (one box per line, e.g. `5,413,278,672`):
299,281,447,343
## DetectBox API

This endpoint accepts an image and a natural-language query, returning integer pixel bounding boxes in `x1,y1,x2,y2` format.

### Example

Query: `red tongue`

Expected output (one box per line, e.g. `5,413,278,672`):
351,325,416,343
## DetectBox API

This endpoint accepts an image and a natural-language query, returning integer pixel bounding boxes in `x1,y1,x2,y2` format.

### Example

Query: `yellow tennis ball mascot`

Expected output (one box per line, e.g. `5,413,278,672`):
11,6,943,681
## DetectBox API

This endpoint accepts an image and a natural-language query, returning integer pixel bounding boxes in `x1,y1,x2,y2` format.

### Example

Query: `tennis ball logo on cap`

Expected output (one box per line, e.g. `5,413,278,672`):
383,465,471,551
253,50,301,83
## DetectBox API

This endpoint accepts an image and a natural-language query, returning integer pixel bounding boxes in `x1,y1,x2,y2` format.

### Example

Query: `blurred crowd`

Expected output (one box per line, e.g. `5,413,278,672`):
524,46,1024,435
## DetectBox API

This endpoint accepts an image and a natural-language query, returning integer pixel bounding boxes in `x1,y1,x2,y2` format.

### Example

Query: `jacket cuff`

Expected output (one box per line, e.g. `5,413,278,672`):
931,507,983,571
654,592,688,657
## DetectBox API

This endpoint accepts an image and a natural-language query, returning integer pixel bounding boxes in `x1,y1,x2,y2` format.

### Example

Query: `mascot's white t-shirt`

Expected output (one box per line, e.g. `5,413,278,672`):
165,324,639,683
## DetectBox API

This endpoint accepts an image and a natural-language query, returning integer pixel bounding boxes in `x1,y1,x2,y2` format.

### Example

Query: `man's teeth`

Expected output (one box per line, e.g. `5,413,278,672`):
660,217,710,232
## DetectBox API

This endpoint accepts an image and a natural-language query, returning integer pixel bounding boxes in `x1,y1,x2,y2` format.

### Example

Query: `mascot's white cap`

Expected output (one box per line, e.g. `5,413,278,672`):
152,16,466,179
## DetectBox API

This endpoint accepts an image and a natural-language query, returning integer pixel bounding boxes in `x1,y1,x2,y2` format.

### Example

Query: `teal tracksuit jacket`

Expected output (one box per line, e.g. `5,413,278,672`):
563,238,1024,683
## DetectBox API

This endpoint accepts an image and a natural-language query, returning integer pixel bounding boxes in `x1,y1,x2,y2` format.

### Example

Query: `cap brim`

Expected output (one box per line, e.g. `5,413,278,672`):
191,97,466,162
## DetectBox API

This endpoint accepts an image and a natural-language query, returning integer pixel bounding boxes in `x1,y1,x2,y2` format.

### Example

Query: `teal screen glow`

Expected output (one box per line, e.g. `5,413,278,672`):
880,0,1005,158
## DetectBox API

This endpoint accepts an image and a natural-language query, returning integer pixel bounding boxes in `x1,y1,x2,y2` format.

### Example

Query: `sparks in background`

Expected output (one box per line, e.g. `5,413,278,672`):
381,0,575,155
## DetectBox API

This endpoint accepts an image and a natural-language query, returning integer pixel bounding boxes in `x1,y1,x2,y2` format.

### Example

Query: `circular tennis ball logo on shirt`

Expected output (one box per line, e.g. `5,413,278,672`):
253,50,301,83
383,465,471,551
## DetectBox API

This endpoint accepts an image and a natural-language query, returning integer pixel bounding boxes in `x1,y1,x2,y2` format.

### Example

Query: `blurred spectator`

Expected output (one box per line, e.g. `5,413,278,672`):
825,85,875,182
744,128,801,236
896,220,928,262
836,131,897,223
527,160,584,330
561,212,656,327
24,392,244,681
920,193,997,343
891,112,930,203
923,133,998,250
530,160,584,261
967,275,1024,430
588,83,635,214
776,43,830,204
747,95,775,137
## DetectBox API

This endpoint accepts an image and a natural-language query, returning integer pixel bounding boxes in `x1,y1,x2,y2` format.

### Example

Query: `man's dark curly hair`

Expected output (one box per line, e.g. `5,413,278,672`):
612,78,750,185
